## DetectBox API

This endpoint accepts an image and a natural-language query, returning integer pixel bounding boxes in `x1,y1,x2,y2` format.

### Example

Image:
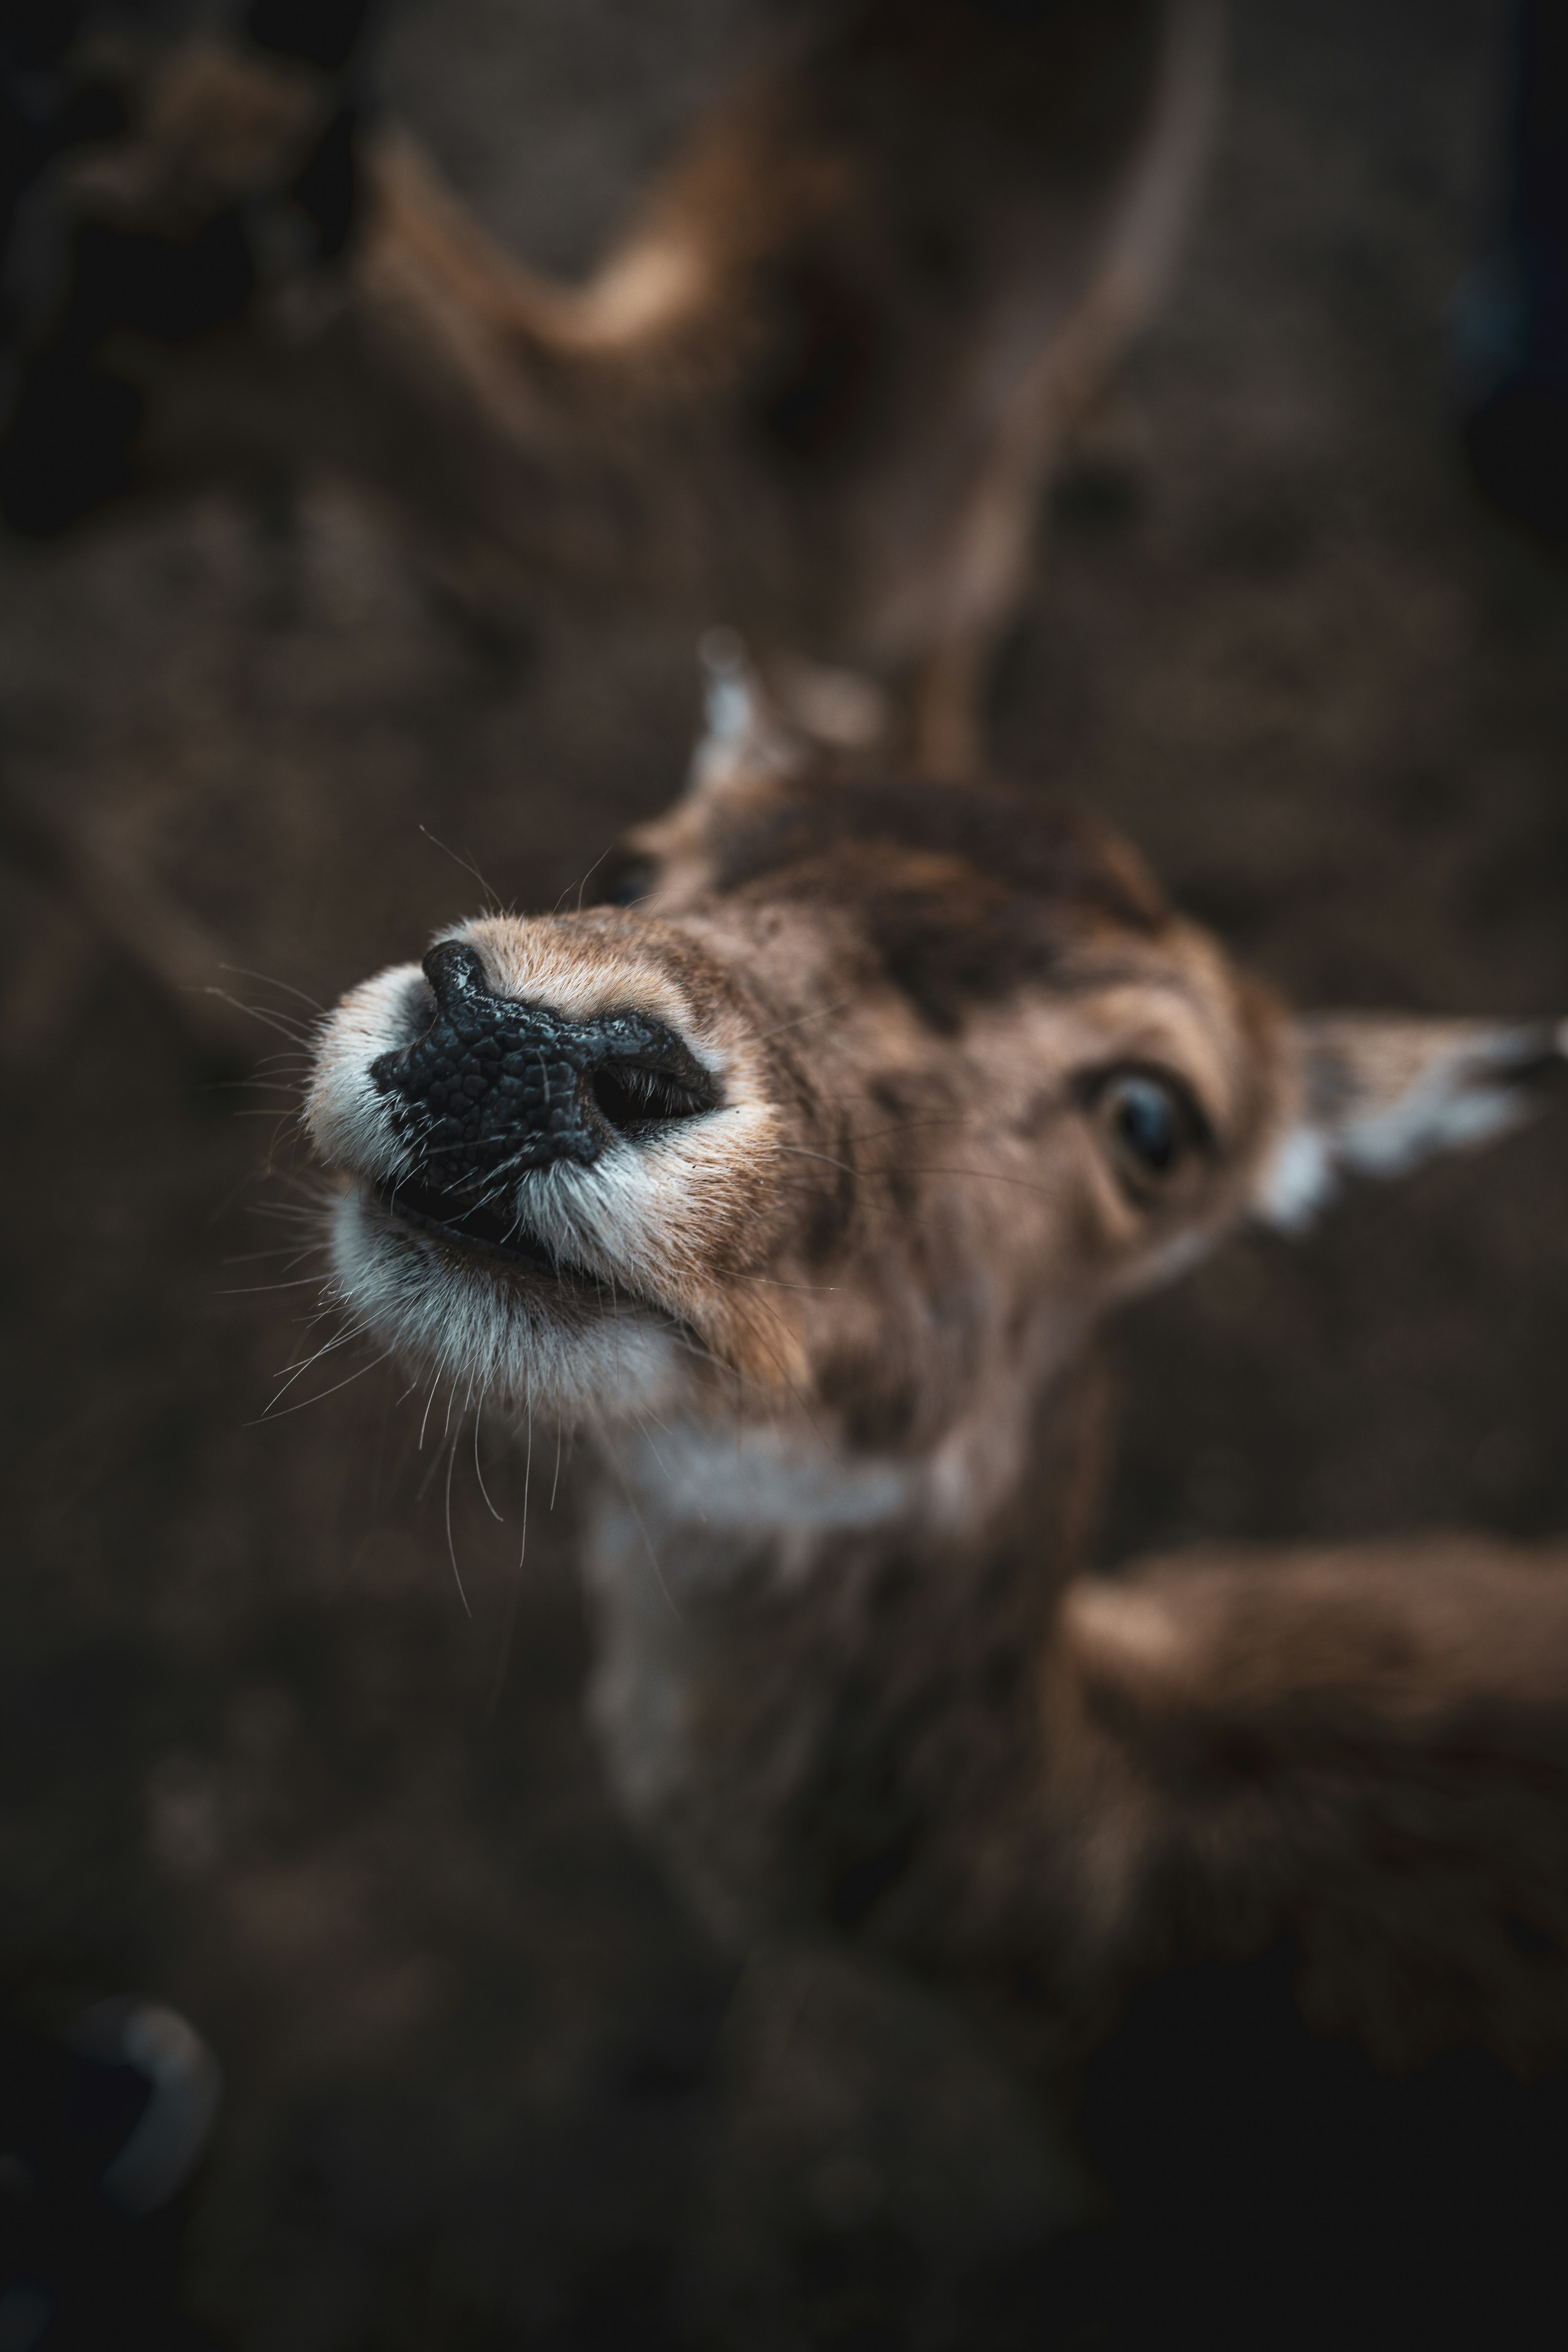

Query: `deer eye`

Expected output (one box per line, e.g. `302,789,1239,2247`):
589,852,659,908
1087,1068,1207,1194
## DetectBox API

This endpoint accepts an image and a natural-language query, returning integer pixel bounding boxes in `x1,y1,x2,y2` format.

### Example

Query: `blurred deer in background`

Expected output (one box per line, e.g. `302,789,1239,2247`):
305,655,1568,2306
2,0,1220,771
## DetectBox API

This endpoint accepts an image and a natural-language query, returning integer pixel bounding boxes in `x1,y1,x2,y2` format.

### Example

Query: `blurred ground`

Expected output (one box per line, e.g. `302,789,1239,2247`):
2,0,1568,2344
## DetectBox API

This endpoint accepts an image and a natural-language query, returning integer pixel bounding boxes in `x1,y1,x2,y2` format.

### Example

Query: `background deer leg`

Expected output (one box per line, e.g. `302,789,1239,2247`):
909,629,990,779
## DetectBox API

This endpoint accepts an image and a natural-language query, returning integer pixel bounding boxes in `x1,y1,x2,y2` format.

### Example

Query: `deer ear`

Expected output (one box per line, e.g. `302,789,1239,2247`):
686,629,895,797
1255,1012,1566,1232
684,628,800,799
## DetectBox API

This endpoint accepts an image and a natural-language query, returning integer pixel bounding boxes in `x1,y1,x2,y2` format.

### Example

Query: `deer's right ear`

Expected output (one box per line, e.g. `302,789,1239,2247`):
1254,1012,1567,1232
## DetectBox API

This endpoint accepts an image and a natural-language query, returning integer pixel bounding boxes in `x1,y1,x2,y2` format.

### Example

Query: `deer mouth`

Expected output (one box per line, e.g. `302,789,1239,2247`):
369,1176,604,1291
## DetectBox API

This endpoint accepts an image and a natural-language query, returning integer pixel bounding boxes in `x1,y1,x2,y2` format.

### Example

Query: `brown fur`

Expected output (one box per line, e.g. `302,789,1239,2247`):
305,726,1568,2091
29,0,1219,766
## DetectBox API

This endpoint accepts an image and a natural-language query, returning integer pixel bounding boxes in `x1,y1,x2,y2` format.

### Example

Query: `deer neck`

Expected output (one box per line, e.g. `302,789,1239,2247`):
578,1345,1109,1953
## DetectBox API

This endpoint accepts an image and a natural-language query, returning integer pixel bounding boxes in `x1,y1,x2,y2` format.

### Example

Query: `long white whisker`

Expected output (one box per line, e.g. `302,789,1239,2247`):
444,1426,472,1616
745,999,850,1044
418,1369,443,1451
218,964,327,1014
201,989,314,1045
417,822,501,908
472,1399,504,1521
630,1406,671,1482
263,1317,370,1411
486,1403,533,1718
218,1274,332,1295
248,1345,394,1424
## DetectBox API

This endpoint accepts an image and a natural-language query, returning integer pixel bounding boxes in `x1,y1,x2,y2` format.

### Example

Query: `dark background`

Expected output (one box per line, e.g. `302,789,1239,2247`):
3,0,1568,2341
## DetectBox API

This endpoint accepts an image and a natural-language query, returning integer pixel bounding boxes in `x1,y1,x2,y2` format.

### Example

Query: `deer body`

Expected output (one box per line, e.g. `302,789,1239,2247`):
584,1345,1568,2080
579,1369,1093,1967
306,681,1568,2087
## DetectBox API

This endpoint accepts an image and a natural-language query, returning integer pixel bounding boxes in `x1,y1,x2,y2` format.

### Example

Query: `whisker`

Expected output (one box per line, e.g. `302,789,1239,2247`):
221,1243,323,1265
201,989,315,1045
776,1144,861,1181
555,842,613,915
444,1426,472,1616
417,1395,458,1499
474,1398,504,1523
262,1318,371,1412
732,1273,840,1294
217,1274,332,1295
487,1402,532,1720
247,1344,394,1424
218,964,327,1015
418,1369,443,1451
417,824,502,911
745,999,850,1044
630,1406,671,1482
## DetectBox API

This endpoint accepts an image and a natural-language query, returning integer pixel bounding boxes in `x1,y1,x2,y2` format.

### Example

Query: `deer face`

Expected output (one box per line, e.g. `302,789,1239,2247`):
309,747,1290,1450
307,732,1559,1471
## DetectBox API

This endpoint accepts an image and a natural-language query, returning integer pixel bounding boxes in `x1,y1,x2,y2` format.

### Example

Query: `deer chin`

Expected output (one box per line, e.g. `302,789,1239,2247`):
309,957,806,1426
325,1180,693,1426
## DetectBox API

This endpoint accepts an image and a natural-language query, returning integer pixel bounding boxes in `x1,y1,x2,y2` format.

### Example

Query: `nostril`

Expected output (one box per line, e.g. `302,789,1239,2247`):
591,1062,715,1132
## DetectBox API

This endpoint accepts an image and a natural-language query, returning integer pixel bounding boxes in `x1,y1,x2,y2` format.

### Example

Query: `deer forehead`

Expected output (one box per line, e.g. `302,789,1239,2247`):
637,776,1277,1075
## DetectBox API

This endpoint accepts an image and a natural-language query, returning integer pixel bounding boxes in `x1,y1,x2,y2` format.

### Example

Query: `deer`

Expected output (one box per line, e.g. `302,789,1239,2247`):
4,0,1220,773
301,653,1568,2286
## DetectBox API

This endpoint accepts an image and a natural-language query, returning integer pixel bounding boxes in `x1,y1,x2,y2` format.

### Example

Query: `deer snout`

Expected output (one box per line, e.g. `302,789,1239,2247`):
369,938,720,1185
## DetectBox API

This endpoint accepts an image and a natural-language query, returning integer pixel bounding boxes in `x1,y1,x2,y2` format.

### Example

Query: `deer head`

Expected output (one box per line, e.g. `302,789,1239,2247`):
302,666,1568,2081
307,657,1562,1528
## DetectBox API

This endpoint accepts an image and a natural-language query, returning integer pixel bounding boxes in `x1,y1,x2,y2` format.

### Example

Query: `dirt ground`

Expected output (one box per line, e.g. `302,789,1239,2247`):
3,0,1568,2344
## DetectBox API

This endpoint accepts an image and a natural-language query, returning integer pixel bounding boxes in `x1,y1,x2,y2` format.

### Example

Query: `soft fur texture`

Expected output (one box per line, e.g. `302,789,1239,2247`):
306,704,1568,2083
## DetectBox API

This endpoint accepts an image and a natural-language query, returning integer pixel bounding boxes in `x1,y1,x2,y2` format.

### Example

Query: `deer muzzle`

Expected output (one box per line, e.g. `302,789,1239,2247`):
369,938,720,1188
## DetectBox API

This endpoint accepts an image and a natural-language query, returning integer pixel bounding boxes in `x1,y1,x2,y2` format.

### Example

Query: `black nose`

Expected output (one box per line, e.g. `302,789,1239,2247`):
370,940,717,1185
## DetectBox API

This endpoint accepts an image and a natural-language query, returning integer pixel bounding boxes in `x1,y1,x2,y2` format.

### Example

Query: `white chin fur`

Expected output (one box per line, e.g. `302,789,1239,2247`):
327,1189,687,1424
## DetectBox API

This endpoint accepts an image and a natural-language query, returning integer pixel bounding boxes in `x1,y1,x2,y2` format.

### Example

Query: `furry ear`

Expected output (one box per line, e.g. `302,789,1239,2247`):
1256,1012,1567,1231
685,628,800,799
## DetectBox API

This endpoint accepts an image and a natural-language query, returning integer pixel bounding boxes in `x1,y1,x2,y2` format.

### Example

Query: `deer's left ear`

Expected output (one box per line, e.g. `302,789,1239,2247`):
685,628,894,799
1254,1012,1567,1232
684,628,800,800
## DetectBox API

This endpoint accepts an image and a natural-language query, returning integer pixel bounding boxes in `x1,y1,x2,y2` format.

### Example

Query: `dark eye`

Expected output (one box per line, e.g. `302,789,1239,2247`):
1087,1069,1205,1193
589,852,658,908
